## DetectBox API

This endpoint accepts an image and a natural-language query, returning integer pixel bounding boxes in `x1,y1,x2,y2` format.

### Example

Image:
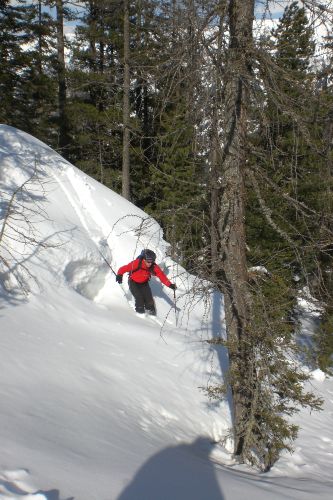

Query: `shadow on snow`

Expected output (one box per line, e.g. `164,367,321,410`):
117,437,225,500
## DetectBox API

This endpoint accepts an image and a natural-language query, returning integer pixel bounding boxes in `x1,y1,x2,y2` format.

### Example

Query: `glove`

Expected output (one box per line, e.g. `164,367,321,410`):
116,274,123,284
169,283,176,290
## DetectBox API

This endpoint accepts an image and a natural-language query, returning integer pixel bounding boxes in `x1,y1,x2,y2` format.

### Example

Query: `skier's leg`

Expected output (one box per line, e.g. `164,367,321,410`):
142,283,156,315
129,280,145,314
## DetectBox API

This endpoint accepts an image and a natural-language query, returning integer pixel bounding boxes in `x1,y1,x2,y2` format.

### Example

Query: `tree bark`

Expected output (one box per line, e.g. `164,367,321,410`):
210,11,224,282
217,0,255,459
37,0,43,75
55,0,69,155
122,0,131,200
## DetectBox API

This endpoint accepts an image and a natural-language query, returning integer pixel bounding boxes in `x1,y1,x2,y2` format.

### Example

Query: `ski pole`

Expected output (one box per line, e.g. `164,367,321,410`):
98,248,117,276
173,288,177,326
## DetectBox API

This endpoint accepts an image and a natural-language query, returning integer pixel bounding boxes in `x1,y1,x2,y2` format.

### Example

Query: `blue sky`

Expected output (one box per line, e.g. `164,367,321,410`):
39,0,287,34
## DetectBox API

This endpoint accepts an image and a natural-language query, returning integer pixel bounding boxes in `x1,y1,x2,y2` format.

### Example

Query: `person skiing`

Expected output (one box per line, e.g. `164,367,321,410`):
116,249,176,316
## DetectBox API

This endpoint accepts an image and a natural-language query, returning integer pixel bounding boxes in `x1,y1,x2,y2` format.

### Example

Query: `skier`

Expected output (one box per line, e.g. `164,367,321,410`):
116,249,176,316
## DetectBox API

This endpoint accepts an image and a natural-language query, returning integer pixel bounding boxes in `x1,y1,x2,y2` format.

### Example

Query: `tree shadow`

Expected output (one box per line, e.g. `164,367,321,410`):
117,437,225,500
0,285,26,309
1,132,77,303
150,279,180,310
210,291,233,416
0,226,77,307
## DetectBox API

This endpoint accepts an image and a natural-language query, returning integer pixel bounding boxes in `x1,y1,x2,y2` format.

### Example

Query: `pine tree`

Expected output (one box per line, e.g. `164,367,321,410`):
204,0,326,470
55,0,71,155
66,0,124,189
122,0,131,199
147,97,205,266
138,0,208,266
247,2,333,373
310,31,333,372
247,2,321,281
0,1,25,124
0,0,57,140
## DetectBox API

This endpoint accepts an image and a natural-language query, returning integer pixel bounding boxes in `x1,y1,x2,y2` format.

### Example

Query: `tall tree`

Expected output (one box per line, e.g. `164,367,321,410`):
205,0,325,470
141,0,208,264
0,0,57,139
215,0,255,461
55,0,70,155
310,26,333,372
122,0,131,199
0,0,26,124
66,0,124,189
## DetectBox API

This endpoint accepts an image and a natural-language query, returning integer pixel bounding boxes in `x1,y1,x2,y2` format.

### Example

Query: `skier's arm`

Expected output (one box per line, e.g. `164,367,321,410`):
154,264,173,287
117,259,139,276
117,262,131,276
116,259,137,283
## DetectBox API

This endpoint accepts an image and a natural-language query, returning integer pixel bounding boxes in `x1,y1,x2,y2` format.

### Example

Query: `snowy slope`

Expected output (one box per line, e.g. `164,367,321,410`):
0,124,333,500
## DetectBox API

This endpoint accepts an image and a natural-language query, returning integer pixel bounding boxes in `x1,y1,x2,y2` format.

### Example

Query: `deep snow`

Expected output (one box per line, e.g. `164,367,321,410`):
0,124,332,500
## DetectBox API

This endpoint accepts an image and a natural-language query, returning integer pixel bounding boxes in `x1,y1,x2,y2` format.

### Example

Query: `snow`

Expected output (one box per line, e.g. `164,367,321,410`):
1,124,333,499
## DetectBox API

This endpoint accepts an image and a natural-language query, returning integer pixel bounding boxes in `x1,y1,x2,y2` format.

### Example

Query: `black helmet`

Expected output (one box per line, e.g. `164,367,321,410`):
143,249,156,262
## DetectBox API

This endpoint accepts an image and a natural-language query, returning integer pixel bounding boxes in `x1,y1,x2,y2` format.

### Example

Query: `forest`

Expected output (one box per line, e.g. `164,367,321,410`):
1,0,332,470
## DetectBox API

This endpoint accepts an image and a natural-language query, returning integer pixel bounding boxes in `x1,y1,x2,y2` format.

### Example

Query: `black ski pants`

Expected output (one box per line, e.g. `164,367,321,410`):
129,279,156,315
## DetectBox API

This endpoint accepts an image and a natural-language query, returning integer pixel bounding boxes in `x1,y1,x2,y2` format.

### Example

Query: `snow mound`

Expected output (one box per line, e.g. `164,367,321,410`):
63,259,108,300
0,469,49,499
311,368,326,382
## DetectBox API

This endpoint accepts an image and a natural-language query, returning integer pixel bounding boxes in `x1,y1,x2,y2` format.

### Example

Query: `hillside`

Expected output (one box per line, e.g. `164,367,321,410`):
0,125,332,500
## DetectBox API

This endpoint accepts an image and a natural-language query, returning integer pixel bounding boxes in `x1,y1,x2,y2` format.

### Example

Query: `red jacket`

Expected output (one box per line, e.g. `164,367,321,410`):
117,258,171,286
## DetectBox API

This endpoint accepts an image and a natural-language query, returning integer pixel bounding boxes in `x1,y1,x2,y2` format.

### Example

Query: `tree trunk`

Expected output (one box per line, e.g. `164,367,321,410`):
210,12,224,282
56,0,69,155
122,0,131,200
217,0,255,459
37,0,43,75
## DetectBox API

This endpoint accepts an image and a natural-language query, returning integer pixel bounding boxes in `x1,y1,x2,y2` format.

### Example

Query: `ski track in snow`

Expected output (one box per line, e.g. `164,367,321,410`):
52,166,111,248
50,164,125,304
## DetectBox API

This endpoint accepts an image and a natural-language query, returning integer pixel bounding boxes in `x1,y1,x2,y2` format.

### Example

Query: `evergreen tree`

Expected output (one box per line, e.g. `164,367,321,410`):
0,0,58,141
247,2,320,282
248,2,333,367
147,97,205,267
54,0,71,155
203,0,325,470
139,0,208,266
122,0,131,199
0,1,25,124
66,0,124,189
310,31,333,372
